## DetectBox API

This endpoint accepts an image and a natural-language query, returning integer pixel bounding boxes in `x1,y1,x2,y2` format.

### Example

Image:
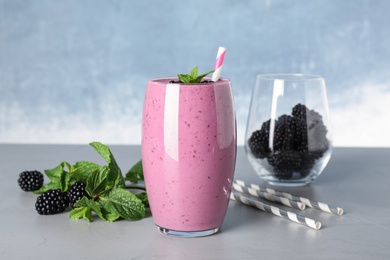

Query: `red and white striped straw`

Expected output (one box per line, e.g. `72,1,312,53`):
211,46,226,82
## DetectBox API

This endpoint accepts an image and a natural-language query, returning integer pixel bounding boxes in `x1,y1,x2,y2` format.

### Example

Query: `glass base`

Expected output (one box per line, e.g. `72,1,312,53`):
267,180,311,187
156,225,221,238
264,172,320,187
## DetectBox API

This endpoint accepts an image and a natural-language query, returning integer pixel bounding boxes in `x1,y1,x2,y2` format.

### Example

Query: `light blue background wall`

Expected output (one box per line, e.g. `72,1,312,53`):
1,0,389,146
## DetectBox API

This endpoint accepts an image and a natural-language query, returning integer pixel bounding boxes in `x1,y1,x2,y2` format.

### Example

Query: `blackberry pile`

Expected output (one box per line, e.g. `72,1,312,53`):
68,181,89,208
31,181,89,215
248,103,329,179
35,189,70,215
17,170,44,191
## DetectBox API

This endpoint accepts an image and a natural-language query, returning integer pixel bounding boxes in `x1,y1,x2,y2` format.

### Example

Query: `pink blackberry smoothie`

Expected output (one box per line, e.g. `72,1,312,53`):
142,78,236,237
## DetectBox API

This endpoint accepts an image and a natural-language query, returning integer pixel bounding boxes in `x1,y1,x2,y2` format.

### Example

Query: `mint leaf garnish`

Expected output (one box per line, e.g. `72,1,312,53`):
30,141,147,222
70,197,94,222
71,161,101,183
100,188,145,221
34,162,70,193
70,197,107,222
86,166,109,197
177,66,214,83
125,160,143,183
100,207,122,222
135,192,149,208
190,66,198,78
89,142,125,189
70,207,92,222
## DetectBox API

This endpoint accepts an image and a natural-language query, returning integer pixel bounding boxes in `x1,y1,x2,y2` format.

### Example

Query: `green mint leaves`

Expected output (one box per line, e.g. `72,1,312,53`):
35,142,147,222
71,177,146,222
177,66,214,83
125,160,143,183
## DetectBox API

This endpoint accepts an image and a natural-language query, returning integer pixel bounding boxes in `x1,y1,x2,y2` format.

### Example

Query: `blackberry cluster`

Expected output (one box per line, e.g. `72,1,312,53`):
35,189,70,215
248,119,271,158
68,182,89,208
17,170,44,191
248,103,329,179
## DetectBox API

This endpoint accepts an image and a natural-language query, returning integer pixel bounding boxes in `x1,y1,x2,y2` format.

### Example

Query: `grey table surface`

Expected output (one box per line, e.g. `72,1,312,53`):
1,144,390,259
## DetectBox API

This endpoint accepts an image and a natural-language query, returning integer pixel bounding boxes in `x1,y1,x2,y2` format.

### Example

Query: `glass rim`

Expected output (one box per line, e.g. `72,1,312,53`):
148,77,231,85
256,73,324,81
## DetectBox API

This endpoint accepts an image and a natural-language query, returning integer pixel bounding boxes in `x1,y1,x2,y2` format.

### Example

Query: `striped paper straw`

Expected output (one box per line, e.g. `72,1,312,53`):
233,183,305,210
230,192,321,230
211,46,226,82
235,179,344,216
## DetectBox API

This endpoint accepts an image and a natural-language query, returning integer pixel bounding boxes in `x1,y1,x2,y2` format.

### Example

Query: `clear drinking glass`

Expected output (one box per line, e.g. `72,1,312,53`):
245,74,332,187
142,77,236,237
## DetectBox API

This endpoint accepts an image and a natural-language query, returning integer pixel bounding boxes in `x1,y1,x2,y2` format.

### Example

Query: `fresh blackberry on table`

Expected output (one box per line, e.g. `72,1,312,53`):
68,182,89,208
17,170,44,191
35,189,70,215
248,119,272,158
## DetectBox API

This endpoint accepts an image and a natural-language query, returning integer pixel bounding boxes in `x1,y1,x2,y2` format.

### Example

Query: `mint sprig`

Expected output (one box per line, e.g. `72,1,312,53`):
72,167,145,222
177,66,214,83
34,162,73,193
125,160,143,183
34,142,147,222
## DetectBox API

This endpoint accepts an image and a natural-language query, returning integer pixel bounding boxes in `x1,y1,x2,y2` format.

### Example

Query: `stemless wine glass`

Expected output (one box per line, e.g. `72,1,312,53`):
245,74,332,187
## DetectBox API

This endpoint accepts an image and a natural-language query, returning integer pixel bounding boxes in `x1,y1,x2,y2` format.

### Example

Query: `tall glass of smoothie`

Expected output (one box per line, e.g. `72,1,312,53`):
142,77,236,237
